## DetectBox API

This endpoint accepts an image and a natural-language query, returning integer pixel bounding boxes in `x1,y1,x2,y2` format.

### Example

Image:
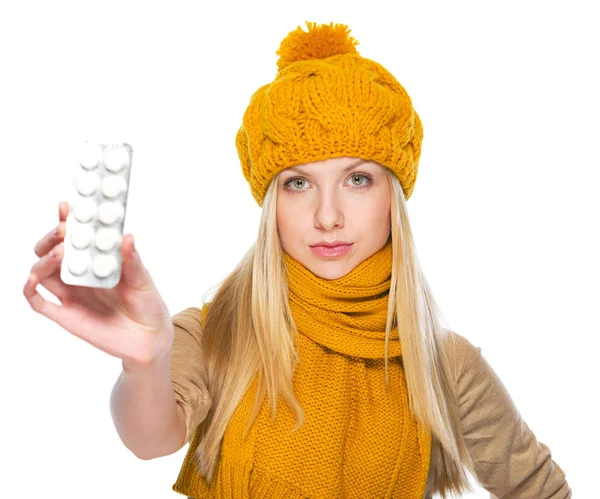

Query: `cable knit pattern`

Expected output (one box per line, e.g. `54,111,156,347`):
235,21,423,207
172,238,431,498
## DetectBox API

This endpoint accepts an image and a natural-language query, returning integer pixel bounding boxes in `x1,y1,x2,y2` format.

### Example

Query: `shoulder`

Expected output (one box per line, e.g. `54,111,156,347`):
441,329,483,382
172,305,208,335
441,329,521,424
440,330,508,408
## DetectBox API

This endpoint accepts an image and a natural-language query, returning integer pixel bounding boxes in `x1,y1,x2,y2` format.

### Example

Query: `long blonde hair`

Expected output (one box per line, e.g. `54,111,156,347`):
194,166,481,497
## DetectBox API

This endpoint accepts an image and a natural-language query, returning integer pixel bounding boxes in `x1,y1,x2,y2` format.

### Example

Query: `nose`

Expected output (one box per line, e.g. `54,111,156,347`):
314,190,344,231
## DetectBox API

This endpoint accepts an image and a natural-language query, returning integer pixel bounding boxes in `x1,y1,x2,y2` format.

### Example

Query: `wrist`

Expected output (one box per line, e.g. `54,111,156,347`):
122,348,171,376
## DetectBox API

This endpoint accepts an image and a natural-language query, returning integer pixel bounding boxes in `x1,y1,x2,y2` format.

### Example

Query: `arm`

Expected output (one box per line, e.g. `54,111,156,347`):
110,307,212,460
169,306,213,446
451,333,572,498
110,353,187,460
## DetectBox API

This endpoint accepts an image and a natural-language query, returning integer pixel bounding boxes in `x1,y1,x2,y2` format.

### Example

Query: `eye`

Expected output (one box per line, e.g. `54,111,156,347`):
290,178,307,190
283,173,373,193
347,173,373,190
349,174,367,187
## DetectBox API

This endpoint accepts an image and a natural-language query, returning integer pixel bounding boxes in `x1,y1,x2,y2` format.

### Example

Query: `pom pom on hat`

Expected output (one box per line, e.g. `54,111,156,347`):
276,21,360,71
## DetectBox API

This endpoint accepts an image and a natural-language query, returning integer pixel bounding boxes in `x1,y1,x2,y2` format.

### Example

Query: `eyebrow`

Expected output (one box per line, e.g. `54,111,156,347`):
284,159,369,176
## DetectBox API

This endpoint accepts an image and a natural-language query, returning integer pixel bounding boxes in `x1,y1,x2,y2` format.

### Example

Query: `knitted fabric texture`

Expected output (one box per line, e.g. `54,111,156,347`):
172,238,432,498
284,235,402,358
235,21,424,207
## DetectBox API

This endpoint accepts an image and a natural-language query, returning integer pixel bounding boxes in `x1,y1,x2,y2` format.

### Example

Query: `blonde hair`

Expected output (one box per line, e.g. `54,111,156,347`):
194,166,481,498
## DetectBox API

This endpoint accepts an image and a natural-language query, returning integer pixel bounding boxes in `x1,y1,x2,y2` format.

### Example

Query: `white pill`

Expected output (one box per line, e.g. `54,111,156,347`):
75,171,100,196
101,175,127,198
104,146,130,173
95,227,121,252
67,251,90,276
73,198,97,223
98,201,124,225
92,254,117,278
79,143,103,170
69,223,94,249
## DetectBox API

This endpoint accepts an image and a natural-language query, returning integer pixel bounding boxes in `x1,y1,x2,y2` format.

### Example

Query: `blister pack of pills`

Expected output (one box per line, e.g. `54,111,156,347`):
60,141,133,289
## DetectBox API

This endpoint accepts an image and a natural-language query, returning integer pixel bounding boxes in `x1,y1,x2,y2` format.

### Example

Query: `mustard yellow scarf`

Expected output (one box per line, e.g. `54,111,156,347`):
173,237,432,498
283,237,401,358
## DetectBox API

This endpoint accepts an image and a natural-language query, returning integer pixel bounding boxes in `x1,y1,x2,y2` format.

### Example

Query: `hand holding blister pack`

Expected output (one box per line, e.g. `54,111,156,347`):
23,140,175,373
60,141,133,288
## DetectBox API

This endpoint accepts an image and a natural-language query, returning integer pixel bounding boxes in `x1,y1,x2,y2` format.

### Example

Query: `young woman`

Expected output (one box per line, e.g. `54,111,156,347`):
24,22,571,499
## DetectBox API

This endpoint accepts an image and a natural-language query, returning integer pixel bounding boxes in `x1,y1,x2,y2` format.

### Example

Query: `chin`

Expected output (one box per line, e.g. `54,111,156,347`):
309,260,350,281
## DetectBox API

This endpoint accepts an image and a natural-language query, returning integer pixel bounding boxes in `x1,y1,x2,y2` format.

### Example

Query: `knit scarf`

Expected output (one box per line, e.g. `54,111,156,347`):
172,236,432,498
283,237,401,359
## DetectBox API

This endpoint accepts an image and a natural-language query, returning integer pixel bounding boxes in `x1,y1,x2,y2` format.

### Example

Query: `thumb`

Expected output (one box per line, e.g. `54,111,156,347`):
120,234,154,291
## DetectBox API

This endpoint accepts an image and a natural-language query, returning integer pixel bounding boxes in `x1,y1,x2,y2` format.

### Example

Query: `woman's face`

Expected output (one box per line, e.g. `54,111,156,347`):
276,156,391,280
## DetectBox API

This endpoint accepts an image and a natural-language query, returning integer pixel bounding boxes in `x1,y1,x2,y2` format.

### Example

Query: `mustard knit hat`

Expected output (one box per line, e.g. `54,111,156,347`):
235,21,424,207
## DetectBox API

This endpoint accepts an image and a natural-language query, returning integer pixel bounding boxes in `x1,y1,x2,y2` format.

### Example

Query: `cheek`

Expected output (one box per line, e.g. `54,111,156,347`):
276,201,301,240
363,190,391,230
352,191,390,222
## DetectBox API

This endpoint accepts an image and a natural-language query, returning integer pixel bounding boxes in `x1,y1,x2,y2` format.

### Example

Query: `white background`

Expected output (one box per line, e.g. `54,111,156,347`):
2,0,597,497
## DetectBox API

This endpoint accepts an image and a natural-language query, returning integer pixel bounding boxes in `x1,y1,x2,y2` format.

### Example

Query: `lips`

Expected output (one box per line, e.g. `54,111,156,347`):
309,242,354,258
310,241,352,247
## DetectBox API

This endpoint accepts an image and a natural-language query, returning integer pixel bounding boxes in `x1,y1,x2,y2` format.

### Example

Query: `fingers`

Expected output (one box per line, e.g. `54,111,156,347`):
59,200,69,222
121,233,136,261
34,222,65,258
25,201,85,326
34,201,69,258
23,271,64,322
25,241,71,303
119,234,156,293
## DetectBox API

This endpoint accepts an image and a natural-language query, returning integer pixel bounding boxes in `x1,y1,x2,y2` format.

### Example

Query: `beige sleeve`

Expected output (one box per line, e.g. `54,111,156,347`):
449,332,572,499
170,306,213,446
